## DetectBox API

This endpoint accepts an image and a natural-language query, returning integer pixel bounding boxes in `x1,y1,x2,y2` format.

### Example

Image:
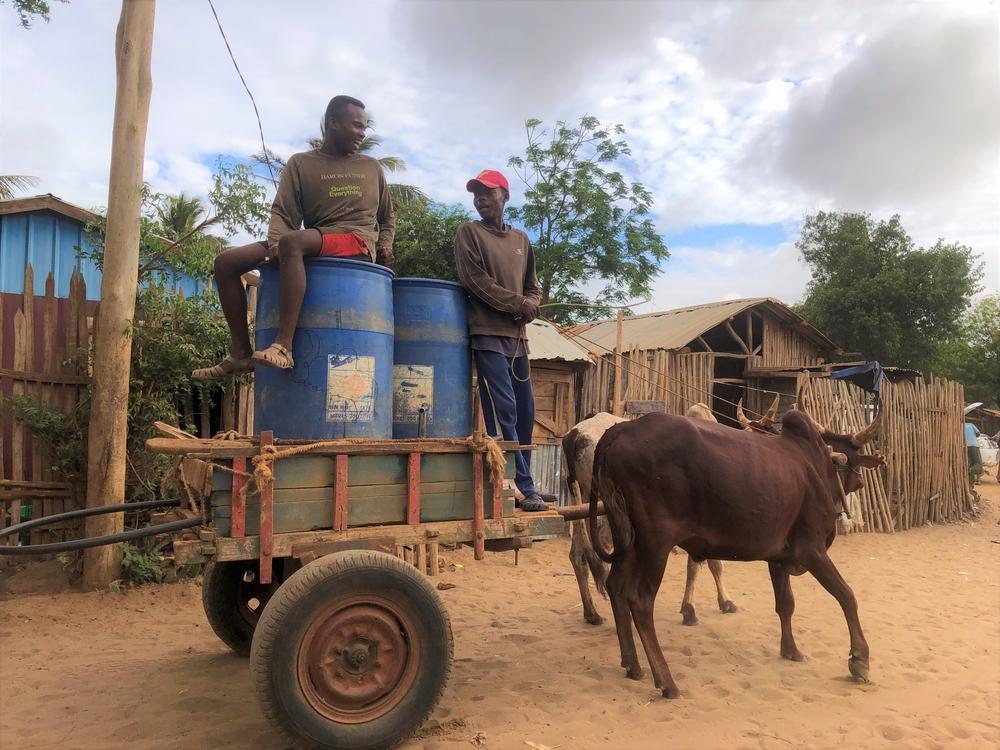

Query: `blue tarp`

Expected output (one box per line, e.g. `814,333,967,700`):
830,361,884,393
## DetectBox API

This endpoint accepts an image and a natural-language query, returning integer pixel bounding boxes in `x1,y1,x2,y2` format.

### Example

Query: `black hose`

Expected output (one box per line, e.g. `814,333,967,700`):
0,498,203,556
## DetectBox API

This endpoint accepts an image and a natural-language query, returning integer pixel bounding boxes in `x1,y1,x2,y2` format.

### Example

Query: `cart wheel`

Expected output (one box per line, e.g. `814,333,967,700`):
202,560,276,657
250,550,453,750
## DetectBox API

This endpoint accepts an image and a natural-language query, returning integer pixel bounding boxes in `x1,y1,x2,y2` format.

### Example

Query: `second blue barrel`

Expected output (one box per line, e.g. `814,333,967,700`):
392,278,471,438
254,257,394,439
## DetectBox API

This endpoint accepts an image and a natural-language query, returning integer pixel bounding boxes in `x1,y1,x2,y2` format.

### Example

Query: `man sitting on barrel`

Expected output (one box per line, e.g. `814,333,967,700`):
193,95,396,380
454,169,551,512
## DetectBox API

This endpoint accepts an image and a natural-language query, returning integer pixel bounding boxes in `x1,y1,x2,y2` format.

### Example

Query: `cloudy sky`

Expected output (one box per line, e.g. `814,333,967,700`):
1,0,997,311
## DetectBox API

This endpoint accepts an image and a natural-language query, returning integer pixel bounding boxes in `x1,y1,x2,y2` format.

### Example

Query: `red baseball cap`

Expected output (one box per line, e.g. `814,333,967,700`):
466,169,509,193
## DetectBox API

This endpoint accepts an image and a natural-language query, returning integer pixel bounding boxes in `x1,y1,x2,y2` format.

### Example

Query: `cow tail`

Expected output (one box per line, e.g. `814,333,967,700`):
589,452,634,564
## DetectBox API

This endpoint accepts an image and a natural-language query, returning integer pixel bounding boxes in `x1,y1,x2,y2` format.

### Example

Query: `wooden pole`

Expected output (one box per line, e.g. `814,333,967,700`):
613,308,624,416
82,0,156,590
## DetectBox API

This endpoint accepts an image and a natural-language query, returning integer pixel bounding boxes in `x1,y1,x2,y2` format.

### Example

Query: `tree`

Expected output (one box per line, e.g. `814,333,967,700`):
933,295,1000,407
0,174,39,199
506,116,669,325
2,0,63,28
794,211,983,373
391,200,470,281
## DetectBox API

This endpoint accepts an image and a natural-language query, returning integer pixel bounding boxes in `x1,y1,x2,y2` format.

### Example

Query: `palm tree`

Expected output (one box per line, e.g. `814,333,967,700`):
155,193,209,239
0,175,40,200
253,117,427,207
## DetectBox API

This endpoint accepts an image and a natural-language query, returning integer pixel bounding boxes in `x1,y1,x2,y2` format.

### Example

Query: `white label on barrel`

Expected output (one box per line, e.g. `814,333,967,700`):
393,364,433,424
326,354,375,422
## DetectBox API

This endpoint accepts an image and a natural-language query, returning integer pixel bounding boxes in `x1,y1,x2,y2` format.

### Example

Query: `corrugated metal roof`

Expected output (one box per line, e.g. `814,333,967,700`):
526,319,592,363
567,297,840,355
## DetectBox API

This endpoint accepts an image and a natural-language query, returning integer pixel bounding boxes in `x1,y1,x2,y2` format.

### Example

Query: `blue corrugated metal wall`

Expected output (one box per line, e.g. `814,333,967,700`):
0,209,206,300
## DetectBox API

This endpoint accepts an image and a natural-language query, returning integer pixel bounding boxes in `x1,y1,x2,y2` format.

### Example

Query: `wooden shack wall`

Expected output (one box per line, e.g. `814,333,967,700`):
760,314,825,367
530,363,577,442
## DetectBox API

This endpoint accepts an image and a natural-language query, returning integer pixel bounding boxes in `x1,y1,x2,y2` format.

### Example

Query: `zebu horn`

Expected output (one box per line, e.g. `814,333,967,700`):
826,445,848,465
796,386,828,434
736,399,752,428
759,395,780,428
851,406,884,447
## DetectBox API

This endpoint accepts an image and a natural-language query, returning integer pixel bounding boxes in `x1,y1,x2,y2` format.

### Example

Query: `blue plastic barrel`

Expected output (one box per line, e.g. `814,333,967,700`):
254,257,394,439
392,278,471,438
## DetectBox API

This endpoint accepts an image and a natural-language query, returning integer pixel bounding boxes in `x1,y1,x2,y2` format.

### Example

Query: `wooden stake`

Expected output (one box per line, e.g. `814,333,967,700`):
83,0,156,590
613,308,624,416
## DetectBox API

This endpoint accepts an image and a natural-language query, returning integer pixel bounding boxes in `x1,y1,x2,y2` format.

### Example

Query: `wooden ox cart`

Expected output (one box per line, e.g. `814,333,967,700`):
151,429,570,750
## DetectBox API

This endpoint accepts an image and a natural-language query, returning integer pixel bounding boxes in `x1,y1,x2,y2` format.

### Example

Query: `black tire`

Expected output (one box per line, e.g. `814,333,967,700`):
250,550,453,750
202,560,276,657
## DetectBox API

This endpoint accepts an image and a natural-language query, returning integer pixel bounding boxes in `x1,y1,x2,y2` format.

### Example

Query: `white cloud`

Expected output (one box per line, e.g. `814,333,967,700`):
0,0,996,304
642,240,813,312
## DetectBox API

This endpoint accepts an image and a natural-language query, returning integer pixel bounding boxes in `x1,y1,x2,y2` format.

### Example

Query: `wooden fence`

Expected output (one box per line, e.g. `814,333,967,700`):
575,345,973,535
1,265,254,546
880,377,972,530
580,348,717,418
1,266,91,543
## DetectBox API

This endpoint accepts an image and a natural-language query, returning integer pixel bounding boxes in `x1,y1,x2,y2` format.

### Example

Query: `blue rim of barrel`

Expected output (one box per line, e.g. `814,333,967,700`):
392,277,464,289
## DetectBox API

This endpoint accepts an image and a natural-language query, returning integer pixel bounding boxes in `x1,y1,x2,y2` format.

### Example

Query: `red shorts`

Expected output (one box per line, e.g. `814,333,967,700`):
319,232,367,258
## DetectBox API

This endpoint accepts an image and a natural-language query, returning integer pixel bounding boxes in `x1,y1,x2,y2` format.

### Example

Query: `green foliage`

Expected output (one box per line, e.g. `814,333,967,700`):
123,284,233,499
2,0,61,28
794,212,983,373
932,295,1000,407
392,200,470,281
2,394,87,485
506,116,669,325
120,539,166,586
209,160,269,237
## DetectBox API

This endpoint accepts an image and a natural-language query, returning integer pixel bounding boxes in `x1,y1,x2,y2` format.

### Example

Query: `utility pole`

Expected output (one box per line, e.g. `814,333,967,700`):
83,0,156,589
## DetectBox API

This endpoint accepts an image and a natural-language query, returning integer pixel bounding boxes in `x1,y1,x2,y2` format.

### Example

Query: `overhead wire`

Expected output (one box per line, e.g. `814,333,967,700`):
207,0,279,189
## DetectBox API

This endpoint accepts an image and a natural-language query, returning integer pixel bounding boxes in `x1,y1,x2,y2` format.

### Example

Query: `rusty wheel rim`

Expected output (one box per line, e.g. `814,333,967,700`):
297,594,419,724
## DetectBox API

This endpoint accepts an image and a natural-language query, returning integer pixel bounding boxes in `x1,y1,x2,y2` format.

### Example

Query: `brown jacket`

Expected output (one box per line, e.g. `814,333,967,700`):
453,221,542,338
267,149,395,262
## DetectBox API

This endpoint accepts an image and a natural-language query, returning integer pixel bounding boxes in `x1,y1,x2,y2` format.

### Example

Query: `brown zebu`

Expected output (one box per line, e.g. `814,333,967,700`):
588,406,884,697
563,404,740,627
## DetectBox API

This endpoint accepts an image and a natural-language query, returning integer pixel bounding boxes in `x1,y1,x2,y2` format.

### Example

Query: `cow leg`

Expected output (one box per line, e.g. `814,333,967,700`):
767,561,804,661
569,521,604,625
679,556,700,626
606,557,642,681
628,544,680,698
806,551,870,682
708,559,738,613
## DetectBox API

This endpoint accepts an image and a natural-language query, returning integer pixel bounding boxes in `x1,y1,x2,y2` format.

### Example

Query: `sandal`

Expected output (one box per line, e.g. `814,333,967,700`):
192,355,253,381
252,342,294,370
517,493,550,512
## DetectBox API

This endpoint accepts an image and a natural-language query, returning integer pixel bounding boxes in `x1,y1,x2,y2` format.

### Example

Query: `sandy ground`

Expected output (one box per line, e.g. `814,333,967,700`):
1,475,998,750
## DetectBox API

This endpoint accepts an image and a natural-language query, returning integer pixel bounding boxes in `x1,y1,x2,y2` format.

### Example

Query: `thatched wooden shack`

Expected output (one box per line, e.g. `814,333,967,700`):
569,298,840,425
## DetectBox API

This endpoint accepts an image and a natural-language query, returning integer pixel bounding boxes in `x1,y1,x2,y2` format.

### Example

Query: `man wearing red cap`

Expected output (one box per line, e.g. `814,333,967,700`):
454,170,549,511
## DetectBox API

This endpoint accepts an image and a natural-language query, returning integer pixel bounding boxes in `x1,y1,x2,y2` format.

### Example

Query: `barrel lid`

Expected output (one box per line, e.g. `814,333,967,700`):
303,256,395,279
393,277,465,290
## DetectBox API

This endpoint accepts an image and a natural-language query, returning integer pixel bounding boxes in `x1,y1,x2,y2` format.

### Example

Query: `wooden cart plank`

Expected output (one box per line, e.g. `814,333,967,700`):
173,514,566,565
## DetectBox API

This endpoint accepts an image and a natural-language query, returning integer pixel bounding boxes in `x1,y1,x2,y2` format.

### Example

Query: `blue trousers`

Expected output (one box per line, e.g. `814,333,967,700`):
474,350,537,496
